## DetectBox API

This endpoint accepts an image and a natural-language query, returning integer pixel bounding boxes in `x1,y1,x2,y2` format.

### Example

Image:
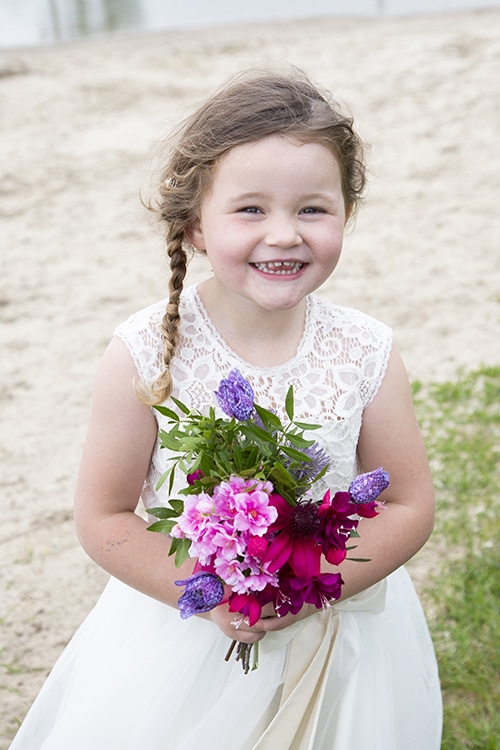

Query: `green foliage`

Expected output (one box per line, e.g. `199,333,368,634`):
414,367,500,749
149,385,329,567
152,396,324,507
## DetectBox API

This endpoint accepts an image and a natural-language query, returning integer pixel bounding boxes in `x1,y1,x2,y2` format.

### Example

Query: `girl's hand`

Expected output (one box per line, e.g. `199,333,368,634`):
208,603,267,644
254,602,315,633
207,601,314,641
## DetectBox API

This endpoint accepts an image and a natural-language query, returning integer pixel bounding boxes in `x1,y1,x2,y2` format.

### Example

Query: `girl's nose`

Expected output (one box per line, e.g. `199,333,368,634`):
264,217,302,248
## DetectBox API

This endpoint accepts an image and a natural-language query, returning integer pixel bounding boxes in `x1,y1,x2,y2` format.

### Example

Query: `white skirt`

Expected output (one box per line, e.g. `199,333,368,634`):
10,566,442,750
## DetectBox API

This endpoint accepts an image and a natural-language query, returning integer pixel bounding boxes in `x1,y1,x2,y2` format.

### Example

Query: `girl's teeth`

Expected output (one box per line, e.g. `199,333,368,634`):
253,261,303,275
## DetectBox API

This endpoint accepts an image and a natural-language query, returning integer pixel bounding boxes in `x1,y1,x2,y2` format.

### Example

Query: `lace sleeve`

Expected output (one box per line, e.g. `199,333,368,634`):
113,299,167,387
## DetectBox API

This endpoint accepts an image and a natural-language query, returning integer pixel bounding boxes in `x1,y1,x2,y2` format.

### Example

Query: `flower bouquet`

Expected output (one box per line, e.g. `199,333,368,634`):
148,369,389,673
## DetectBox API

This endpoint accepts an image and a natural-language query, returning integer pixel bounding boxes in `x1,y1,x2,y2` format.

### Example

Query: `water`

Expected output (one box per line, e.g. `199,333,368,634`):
1,0,499,48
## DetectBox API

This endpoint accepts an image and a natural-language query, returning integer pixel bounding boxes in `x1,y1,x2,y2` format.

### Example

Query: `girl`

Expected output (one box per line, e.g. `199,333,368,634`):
11,69,442,749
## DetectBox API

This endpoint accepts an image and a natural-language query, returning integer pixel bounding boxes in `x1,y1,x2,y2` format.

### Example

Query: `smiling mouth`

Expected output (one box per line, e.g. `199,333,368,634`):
251,261,305,275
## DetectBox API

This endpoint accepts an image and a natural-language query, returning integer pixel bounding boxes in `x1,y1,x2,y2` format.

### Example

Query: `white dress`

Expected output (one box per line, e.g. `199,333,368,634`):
10,285,442,750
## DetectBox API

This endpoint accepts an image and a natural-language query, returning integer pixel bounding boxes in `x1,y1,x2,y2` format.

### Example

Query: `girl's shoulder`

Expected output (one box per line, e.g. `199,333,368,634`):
309,294,393,346
114,286,198,344
112,286,200,386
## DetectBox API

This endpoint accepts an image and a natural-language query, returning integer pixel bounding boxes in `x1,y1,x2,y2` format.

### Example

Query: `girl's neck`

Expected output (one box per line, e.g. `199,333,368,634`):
197,279,307,368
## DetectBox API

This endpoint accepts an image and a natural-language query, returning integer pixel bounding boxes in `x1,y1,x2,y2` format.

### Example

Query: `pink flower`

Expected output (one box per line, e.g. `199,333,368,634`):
209,525,246,560
214,558,248,590
233,489,277,534
172,492,215,540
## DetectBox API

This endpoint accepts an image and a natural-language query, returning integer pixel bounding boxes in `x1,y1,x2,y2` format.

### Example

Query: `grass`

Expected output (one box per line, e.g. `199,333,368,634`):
413,366,500,749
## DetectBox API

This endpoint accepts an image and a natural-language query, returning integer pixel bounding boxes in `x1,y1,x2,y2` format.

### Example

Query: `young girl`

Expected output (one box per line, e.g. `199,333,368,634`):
11,69,442,749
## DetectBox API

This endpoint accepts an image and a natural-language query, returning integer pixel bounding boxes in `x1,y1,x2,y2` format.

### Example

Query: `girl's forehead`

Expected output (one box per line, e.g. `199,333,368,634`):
214,135,341,177
202,135,344,204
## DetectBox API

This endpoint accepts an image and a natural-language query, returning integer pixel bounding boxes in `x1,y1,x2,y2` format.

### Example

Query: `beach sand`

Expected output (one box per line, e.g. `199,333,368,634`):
1,9,499,743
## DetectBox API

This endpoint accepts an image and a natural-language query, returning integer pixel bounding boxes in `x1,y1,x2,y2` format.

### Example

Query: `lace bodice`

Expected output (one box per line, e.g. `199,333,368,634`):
114,285,392,510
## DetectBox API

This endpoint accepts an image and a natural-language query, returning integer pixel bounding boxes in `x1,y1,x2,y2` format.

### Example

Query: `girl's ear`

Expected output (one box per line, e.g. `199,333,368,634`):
185,218,205,250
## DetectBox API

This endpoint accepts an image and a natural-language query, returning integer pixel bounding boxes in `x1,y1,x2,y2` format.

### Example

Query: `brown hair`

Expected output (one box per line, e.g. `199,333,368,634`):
143,68,366,405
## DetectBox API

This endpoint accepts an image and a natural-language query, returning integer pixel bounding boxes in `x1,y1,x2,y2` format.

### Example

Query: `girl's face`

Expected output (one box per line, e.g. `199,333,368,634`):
188,135,348,316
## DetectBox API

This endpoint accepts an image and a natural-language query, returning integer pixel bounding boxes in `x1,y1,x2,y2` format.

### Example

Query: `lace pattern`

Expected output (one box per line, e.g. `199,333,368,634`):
114,285,392,509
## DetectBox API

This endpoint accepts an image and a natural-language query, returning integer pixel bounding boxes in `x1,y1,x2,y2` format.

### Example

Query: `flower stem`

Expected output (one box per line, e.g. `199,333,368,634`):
224,639,237,662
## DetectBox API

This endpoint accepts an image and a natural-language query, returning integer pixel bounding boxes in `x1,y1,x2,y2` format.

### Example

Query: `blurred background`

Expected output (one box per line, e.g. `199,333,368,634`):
2,0,500,48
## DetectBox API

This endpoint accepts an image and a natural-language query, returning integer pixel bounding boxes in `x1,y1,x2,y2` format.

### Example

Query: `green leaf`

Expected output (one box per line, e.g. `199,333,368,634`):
268,462,297,489
153,405,180,421
280,444,313,462
174,537,192,567
147,506,180,519
292,421,322,431
168,466,176,495
243,422,279,448
156,469,169,491
285,385,294,421
312,464,329,483
157,430,184,451
285,432,316,449
253,404,283,431
169,499,186,513
170,396,192,416
146,519,177,534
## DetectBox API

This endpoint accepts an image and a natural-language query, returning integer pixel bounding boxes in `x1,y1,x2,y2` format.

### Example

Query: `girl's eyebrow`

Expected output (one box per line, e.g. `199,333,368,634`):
301,192,339,202
230,192,263,202
230,191,338,203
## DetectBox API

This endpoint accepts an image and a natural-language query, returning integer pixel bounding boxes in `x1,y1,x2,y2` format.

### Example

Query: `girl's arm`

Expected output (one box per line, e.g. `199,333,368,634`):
73,337,198,608
255,346,435,633
75,337,267,645
326,345,435,598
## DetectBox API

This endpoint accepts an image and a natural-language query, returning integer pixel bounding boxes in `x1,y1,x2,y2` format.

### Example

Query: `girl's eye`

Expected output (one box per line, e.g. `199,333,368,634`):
301,207,324,214
240,206,262,214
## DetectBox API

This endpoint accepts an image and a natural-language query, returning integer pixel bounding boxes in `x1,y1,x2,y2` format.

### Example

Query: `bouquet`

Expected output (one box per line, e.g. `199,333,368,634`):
148,369,389,673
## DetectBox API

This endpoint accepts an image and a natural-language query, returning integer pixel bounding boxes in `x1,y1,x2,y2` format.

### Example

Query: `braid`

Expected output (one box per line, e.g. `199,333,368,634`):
139,222,188,405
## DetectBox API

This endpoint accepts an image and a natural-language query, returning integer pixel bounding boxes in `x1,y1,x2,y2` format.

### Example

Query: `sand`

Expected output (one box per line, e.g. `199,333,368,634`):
1,9,499,743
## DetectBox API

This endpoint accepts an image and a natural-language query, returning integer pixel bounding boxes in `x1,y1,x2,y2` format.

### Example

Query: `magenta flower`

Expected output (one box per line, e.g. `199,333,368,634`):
175,572,225,619
276,572,344,616
246,535,269,560
318,490,359,565
228,592,263,627
214,369,255,421
187,469,204,485
263,495,322,578
228,585,276,626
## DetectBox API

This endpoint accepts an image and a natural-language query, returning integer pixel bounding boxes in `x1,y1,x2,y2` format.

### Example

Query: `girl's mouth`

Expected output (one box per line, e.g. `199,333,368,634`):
251,261,305,276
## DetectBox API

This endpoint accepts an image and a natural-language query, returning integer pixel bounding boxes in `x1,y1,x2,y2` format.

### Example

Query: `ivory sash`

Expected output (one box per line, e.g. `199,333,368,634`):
253,579,387,750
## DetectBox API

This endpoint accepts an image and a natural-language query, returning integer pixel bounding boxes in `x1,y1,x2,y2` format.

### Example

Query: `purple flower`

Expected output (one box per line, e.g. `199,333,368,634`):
214,369,255,421
288,441,331,482
349,467,390,504
175,572,224,619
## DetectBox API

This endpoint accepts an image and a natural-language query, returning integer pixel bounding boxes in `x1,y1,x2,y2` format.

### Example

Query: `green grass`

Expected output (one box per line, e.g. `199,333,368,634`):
413,366,500,749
